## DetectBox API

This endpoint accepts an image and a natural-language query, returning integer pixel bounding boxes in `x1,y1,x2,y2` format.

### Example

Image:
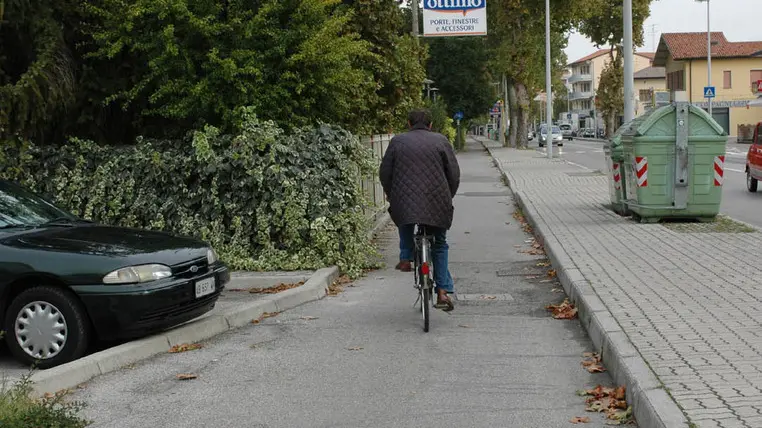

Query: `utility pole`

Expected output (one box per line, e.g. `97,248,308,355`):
706,0,712,116
411,0,419,38
623,0,635,124
544,0,552,159
500,73,508,147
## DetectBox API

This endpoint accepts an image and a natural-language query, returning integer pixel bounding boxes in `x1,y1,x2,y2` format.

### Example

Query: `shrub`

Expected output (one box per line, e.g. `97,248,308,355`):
1,109,379,277
0,374,89,428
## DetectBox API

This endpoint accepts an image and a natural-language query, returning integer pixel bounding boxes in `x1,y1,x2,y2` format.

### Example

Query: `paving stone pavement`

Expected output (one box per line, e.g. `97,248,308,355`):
477,137,762,428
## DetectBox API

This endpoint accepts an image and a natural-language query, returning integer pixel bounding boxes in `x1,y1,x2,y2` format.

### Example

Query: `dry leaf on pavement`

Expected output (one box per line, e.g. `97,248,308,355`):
547,269,557,278
546,298,578,319
249,281,305,294
176,373,198,380
252,311,280,324
300,316,319,320
347,346,363,351
581,352,607,373
458,324,472,328
169,343,203,353
570,416,591,424
578,385,633,424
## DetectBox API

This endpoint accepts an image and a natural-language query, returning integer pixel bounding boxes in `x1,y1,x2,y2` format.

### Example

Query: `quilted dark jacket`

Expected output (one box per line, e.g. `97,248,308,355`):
379,125,460,230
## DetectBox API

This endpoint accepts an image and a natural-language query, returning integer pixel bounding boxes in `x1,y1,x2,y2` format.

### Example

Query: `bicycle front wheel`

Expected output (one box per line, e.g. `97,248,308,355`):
422,287,431,332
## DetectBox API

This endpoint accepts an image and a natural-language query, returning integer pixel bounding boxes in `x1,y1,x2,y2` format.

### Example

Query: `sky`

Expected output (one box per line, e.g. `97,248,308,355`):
564,0,762,64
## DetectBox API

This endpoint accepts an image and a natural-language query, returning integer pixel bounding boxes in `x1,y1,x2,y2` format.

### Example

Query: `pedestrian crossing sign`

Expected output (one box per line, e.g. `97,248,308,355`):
704,86,716,99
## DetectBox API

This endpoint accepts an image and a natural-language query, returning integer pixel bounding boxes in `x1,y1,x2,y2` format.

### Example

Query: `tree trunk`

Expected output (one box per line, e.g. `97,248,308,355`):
515,82,530,149
506,80,518,148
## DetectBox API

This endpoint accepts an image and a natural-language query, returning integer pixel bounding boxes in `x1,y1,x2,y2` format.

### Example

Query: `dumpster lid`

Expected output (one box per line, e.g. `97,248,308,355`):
625,103,726,138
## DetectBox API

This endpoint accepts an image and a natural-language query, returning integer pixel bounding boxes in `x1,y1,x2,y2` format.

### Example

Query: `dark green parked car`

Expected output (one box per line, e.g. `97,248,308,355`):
0,180,229,368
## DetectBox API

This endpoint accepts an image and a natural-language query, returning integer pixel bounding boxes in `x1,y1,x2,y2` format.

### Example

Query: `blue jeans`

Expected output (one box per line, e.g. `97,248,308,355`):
398,224,455,293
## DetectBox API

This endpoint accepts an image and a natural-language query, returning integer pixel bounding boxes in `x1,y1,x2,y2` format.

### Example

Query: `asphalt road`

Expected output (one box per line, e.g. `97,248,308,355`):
69,142,624,428
538,138,762,228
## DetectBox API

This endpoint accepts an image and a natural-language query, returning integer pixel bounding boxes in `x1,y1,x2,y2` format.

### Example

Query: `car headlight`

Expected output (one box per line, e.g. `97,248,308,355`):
207,248,218,265
103,264,172,284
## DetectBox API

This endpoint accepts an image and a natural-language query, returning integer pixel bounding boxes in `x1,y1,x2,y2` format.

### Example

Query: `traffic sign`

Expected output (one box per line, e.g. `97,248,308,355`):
704,86,716,99
566,113,572,120
454,111,464,121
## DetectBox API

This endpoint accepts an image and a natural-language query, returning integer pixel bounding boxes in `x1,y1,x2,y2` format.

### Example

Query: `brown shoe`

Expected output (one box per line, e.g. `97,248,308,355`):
435,290,454,312
395,260,412,272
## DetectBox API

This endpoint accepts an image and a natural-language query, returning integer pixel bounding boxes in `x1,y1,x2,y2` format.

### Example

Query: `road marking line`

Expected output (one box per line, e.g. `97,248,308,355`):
565,161,592,171
726,168,744,173
576,151,587,154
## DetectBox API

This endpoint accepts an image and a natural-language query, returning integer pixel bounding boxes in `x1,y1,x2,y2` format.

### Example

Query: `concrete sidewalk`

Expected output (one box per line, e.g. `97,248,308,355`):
477,136,762,428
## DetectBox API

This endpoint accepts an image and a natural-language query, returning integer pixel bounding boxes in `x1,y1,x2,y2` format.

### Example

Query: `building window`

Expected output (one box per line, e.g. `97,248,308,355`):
667,70,685,91
723,71,732,89
639,89,651,102
751,70,762,92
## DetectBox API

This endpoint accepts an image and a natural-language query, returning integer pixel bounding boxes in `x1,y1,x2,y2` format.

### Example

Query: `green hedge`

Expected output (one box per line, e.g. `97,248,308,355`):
0,109,378,277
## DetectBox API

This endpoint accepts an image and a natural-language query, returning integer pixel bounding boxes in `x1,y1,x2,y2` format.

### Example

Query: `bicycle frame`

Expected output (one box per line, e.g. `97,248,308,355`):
413,224,435,332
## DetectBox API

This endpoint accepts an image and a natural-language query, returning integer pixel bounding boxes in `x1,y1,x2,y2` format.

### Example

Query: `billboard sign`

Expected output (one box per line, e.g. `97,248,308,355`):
423,0,487,37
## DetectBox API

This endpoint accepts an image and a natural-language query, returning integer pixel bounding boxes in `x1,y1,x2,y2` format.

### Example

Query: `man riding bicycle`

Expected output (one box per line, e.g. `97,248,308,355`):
379,109,461,311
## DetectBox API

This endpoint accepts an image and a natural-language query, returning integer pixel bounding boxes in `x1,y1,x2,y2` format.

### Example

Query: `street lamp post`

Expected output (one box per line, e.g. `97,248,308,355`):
696,0,712,115
544,0,552,159
623,0,635,123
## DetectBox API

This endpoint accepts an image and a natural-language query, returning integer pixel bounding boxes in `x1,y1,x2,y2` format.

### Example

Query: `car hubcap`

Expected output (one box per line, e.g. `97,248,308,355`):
15,301,68,360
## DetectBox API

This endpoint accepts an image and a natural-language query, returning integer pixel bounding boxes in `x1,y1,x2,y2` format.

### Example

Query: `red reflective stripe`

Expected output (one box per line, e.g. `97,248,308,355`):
421,262,430,275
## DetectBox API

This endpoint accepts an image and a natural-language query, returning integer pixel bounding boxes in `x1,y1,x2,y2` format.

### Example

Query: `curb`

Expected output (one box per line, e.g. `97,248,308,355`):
30,266,340,396
476,137,689,428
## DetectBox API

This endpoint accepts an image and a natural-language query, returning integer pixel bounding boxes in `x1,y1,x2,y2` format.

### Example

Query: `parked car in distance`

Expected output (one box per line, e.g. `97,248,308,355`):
746,122,762,192
559,124,573,140
581,128,596,138
538,124,564,147
528,130,534,141
0,180,230,368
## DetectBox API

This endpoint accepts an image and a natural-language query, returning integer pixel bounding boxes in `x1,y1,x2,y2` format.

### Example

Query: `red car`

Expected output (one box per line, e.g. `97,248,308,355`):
747,122,762,192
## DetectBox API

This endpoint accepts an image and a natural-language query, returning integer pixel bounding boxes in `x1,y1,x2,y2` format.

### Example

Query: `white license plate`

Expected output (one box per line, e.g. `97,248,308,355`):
195,276,216,298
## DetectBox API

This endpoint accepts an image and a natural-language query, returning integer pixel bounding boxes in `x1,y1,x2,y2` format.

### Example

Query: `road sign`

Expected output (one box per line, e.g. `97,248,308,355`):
704,86,716,99
422,0,488,38
454,111,464,121
566,113,572,120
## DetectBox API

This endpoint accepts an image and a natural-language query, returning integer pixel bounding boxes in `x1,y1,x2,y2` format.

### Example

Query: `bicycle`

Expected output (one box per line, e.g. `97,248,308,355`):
412,224,435,332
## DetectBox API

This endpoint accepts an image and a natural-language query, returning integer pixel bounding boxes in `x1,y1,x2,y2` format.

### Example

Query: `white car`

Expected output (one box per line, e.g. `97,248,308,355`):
538,125,563,147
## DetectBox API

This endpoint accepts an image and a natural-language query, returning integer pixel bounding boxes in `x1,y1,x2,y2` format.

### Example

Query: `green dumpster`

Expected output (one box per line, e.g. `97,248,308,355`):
620,102,727,223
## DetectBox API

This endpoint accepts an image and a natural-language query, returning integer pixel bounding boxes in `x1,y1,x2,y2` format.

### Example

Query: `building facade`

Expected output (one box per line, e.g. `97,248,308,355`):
634,66,667,117
653,32,762,137
565,49,654,132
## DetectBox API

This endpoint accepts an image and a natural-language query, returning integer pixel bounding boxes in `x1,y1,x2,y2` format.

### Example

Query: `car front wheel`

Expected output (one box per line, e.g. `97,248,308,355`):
4,286,91,369
748,171,759,193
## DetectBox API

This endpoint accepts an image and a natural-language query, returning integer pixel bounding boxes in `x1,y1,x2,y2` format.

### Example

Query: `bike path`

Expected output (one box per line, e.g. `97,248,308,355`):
70,140,621,427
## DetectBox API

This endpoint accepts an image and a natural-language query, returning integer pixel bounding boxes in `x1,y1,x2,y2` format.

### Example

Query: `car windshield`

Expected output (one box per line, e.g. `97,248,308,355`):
560,125,571,130
540,126,562,134
0,181,75,228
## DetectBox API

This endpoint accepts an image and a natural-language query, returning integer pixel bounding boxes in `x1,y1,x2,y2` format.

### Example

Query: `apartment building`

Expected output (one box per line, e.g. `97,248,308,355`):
634,66,666,117
565,49,653,132
653,32,762,137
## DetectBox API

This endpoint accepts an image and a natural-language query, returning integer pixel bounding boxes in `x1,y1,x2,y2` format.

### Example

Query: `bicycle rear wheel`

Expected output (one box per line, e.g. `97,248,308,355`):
421,287,430,332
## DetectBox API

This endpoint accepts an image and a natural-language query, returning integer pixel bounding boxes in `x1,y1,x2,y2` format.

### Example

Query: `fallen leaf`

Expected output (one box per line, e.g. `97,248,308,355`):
570,416,591,424
578,385,633,424
587,364,607,373
536,261,551,267
614,386,626,400
251,311,280,324
552,287,563,292
480,295,497,300
547,269,557,278
347,346,363,351
169,343,203,353
458,324,472,328
176,373,197,380
546,298,578,319
300,316,319,320
249,281,305,294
